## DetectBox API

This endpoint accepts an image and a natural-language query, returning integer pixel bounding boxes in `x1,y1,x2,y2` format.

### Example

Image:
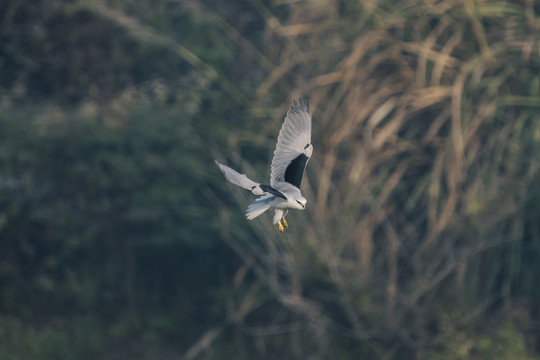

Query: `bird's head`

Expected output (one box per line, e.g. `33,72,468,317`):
293,195,307,210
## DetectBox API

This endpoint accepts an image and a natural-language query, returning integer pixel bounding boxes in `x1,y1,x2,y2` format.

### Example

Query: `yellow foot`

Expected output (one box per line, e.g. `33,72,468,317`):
278,222,284,232
282,218,288,228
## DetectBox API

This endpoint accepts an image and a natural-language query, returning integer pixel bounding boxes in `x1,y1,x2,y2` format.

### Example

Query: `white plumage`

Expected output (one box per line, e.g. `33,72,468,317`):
216,98,313,231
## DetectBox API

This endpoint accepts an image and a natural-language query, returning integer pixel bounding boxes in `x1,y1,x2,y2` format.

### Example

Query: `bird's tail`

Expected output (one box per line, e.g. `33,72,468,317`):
246,195,273,220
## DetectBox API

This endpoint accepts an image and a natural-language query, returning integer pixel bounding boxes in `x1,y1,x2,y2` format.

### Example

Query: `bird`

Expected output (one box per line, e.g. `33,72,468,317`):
215,98,313,231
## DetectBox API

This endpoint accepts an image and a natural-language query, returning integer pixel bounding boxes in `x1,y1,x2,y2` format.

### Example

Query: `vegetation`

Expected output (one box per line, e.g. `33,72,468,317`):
1,0,539,359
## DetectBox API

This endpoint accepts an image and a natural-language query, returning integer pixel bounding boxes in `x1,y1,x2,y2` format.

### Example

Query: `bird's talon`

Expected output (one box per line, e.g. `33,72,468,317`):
278,222,284,232
282,218,288,228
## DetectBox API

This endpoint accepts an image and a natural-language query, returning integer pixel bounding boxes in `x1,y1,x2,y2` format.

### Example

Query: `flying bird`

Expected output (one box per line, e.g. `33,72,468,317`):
215,98,313,231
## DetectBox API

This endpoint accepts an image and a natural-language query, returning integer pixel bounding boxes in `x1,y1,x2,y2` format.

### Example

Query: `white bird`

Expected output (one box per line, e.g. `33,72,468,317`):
215,98,313,231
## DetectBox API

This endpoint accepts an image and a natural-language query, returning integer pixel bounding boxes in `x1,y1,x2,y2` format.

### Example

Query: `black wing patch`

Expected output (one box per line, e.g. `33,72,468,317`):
260,184,287,200
284,153,309,188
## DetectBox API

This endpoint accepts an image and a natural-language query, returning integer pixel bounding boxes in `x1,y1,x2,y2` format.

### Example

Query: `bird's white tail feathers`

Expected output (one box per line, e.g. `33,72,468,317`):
246,195,273,220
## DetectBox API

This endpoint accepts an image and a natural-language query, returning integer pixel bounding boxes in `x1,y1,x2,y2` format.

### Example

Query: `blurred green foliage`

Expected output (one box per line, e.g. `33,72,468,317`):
429,313,533,360
0,104,238,356
1,0,540,359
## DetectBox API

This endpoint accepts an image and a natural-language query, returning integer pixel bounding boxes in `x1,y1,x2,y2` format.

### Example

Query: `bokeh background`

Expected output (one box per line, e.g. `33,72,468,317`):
1,0,540,359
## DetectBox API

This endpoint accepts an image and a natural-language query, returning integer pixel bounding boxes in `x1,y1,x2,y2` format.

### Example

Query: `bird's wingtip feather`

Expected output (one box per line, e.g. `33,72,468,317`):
214,160,224,171
290,97,310,114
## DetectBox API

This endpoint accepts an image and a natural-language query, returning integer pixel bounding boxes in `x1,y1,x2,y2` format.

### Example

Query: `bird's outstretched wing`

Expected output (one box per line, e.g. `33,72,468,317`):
215,161,287,199
270,98,313,188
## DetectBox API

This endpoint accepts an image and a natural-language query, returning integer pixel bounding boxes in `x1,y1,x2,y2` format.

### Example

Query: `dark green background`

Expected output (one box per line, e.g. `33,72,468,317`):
1,0,539,359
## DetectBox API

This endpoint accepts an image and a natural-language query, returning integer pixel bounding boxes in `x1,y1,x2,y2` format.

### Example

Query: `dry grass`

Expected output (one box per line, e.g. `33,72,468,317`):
87,0,540,357
216,0,540,357
4,0,539,358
